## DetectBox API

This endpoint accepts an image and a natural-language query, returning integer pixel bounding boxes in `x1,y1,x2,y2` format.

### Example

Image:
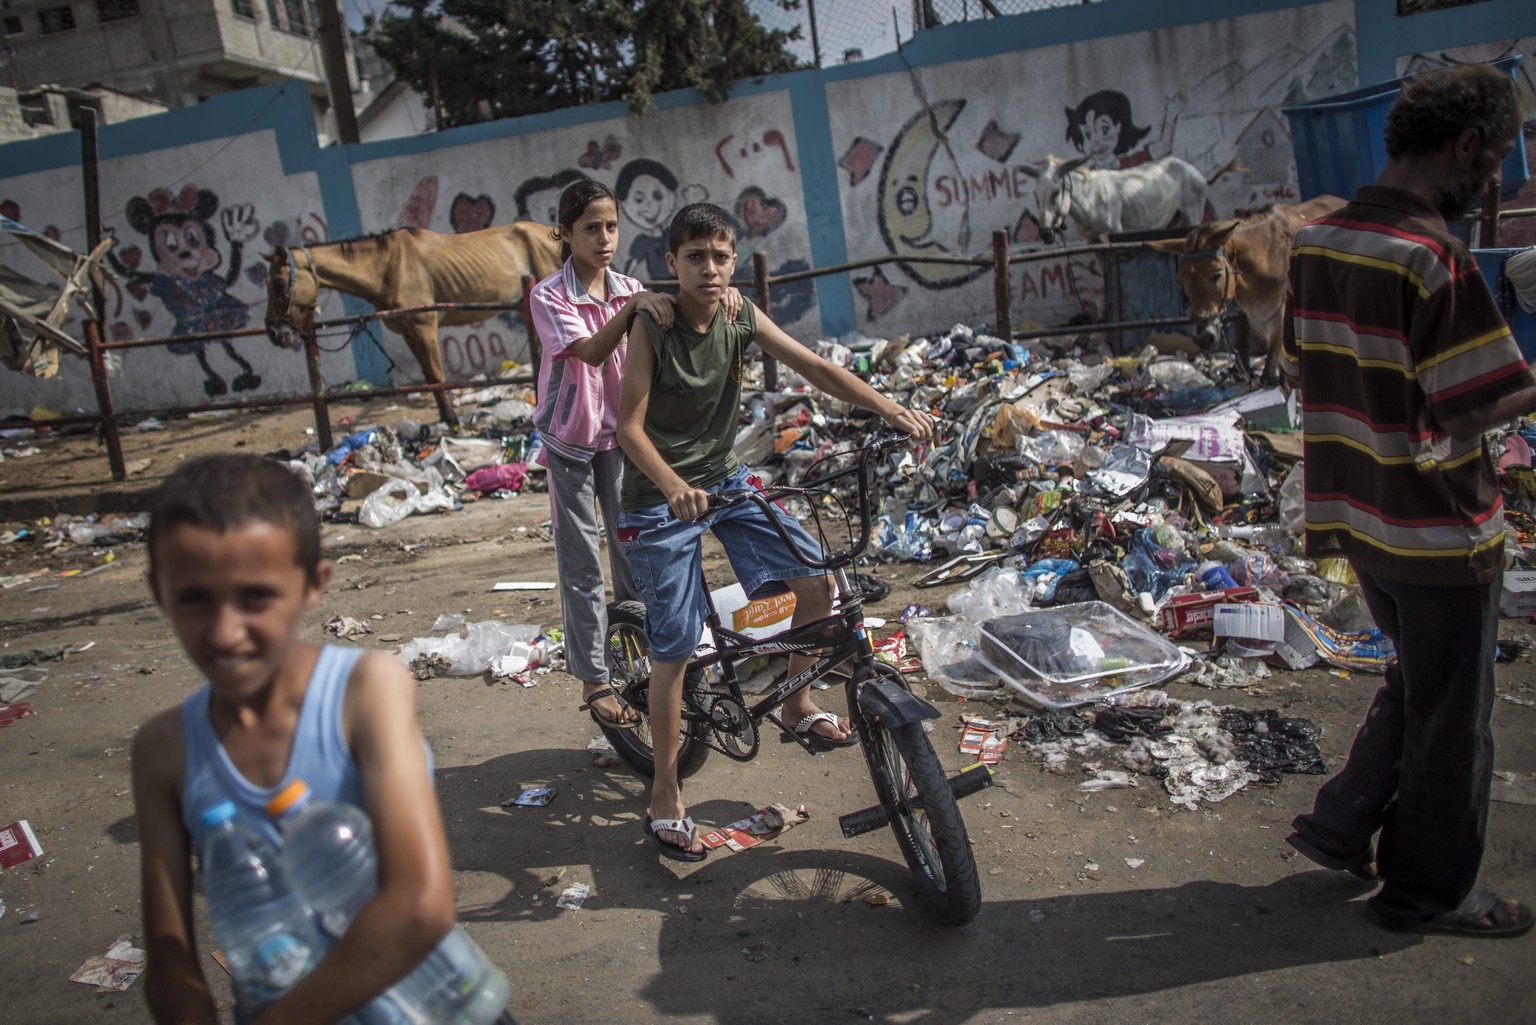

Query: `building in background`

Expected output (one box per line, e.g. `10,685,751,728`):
0,0,355,140
0,81,168,141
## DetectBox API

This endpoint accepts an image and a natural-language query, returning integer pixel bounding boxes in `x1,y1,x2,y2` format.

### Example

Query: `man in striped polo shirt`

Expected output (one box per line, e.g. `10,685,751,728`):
1279,62,1534,938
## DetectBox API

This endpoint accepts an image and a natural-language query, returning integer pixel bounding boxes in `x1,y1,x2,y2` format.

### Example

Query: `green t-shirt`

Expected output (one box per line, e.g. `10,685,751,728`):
621,302,757,511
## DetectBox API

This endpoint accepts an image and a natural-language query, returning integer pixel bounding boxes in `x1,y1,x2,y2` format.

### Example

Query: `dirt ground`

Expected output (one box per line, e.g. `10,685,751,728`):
1,400,1534,1025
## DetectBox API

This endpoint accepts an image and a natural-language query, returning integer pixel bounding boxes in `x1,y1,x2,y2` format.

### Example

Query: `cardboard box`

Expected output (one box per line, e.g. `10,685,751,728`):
0,819,43,869
1499,571,1536,617
1161,587,1261,637
710,582,797,639
1211,603,1287,642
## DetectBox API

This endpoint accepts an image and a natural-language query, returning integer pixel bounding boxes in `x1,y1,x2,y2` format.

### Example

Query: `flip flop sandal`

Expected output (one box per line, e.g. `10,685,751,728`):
1366,891,1535,938
1285,832,1377,882
579,687,639,730
644,815,708,863
781,711,859,751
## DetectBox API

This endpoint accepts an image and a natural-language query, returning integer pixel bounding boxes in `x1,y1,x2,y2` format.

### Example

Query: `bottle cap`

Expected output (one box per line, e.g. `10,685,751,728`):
198,801,237,828
266,779,312,819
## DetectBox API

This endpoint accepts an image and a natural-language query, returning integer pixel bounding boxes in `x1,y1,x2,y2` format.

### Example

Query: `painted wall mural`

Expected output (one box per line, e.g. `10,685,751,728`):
348,90,815,381
829,0,1356,332
0,132,344,415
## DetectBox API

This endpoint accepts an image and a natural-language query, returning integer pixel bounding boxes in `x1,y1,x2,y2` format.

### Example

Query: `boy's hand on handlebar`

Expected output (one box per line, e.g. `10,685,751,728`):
666,485,712,522
883,405,936,441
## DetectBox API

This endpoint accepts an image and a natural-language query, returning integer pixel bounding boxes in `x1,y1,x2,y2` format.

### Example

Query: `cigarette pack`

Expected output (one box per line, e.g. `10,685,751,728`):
0,819,42,869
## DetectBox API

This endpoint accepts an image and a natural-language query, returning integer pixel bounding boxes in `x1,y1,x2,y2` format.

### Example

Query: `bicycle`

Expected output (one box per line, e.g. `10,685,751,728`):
598,433,990,926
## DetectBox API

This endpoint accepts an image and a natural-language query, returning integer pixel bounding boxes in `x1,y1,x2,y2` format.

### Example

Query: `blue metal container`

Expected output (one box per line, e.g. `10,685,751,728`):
1283,56,1528,202
1473,248,1536,364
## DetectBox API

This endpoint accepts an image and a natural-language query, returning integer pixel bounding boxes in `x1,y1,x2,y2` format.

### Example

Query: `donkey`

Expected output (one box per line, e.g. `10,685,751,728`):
1021,154,1244,243
264,223,562,426
1148,195,1346,385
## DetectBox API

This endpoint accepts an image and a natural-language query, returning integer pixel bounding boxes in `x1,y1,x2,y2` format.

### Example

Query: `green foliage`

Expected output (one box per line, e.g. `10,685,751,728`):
370,0,805,129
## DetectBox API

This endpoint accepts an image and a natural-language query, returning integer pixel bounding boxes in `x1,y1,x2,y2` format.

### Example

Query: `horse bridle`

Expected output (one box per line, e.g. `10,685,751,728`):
266,246,317,327
1180,246,1241,309
1045,173,1074,238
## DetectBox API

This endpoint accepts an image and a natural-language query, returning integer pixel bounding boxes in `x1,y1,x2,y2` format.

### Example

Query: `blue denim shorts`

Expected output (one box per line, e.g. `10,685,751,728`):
617,465,827,662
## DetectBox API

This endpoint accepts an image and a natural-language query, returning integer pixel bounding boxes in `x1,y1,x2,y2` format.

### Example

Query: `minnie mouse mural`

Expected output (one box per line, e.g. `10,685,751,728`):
107,184,263,396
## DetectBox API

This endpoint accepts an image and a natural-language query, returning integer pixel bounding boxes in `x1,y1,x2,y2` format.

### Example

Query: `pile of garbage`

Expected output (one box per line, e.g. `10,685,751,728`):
273,382,545,527
727,320,1532,704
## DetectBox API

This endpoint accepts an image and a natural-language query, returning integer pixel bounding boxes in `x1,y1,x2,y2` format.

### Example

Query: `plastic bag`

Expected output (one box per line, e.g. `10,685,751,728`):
358,479,418,528
904,616,1009,699
1122,526,1196,600
946,565,1031,621
398,620,540,676
1279,461,1306,537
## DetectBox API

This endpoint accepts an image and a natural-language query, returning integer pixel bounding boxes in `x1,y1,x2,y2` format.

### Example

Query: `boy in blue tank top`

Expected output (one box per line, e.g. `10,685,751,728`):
616,203,935,860
130,455,514,1024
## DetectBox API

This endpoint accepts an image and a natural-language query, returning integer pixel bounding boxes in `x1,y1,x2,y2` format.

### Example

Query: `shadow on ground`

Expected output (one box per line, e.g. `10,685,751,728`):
435,750,1415,1024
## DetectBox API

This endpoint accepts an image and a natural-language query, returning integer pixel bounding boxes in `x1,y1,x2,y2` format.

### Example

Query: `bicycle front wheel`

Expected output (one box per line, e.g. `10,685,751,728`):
602,601,712,781
852,664,981,926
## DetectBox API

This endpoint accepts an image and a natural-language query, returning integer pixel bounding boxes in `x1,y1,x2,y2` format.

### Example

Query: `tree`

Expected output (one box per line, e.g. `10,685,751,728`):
369,0,805,129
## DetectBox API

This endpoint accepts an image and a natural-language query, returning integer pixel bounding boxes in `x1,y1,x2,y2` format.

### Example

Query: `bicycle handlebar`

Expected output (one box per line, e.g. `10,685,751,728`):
701,430,917,571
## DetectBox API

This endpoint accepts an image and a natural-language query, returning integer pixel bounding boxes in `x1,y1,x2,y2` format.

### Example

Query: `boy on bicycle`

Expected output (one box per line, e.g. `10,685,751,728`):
616,202,934,860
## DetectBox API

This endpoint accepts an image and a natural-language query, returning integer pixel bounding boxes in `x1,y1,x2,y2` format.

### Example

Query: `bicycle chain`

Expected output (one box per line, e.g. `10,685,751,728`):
700,693,759,761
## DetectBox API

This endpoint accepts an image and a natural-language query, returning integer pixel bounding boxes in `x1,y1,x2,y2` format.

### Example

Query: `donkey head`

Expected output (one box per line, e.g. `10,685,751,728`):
262,245,318,350
1020,155,1091,244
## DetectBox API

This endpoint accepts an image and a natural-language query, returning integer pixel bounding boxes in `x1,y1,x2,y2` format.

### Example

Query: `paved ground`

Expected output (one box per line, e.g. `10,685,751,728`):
0,400,1532,1025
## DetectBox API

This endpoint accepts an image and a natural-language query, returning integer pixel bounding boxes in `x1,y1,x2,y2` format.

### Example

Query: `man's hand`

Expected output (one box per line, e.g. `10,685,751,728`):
883,405,936,441
666,485,711,522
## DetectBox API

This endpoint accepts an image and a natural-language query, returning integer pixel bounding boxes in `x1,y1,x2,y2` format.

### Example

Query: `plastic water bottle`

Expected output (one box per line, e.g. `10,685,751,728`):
267,781,510,1025
198,801,326,1017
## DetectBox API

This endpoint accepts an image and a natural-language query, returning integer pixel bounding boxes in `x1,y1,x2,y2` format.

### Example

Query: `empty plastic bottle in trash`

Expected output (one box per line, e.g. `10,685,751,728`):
267,781,510,1025
1197,560,1239,590
1217,523,1287,546
198,801,327,1018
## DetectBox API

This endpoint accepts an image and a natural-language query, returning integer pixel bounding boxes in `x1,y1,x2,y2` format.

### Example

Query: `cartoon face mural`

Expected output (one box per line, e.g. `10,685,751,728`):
875,100,988,291
614,158,683,281
514,169,588,227
108,185,263,397
1065,90,1158,170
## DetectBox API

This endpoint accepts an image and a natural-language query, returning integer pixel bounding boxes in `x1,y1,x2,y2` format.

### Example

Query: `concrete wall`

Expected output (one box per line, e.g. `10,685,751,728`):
1,0,1532,417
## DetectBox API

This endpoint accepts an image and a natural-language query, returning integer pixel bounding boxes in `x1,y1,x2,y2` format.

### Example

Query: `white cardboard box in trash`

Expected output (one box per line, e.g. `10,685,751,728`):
1499,571,1536,617
710,583,798,639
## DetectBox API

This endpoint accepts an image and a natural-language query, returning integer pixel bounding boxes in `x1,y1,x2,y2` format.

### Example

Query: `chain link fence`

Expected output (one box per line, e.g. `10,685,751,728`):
746,0,1106,68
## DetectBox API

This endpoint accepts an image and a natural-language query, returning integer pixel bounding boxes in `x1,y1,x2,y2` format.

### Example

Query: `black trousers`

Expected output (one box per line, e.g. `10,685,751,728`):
1291,565,1499,922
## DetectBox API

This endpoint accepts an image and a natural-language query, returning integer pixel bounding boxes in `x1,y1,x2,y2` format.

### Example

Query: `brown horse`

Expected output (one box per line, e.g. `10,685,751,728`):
1148,195,1345,385
264,223,562,425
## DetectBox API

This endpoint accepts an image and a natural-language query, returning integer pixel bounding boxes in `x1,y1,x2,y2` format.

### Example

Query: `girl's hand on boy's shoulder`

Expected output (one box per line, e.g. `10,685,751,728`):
722,286,745,322
884,405,936,441
629,290,677,330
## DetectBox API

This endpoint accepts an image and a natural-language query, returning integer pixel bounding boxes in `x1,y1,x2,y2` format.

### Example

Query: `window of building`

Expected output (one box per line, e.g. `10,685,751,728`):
96,0,139,22
265,0,310,34
2,14,24,35
38,5,76,33
231,0,255,19
1397,0,1488,13
19,97,53,125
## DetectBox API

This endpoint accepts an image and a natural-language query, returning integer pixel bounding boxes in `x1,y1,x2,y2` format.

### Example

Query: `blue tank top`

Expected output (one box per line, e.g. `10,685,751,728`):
180,646,432,858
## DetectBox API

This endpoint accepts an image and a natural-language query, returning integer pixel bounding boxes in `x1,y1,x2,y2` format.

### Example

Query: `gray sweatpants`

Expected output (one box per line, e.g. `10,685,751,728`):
546,446,638,686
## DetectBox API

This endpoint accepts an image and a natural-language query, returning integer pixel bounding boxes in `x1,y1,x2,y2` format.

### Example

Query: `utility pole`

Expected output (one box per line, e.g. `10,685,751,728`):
317,0,360,144
807,0,822,68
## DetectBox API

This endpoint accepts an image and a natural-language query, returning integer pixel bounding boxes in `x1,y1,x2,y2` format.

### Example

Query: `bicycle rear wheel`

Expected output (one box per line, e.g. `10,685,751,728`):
601,601,712,781
852,664,981,926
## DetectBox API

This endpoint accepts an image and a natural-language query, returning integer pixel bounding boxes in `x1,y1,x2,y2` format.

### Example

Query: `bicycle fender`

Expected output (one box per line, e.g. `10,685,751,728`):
857,678,940,728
